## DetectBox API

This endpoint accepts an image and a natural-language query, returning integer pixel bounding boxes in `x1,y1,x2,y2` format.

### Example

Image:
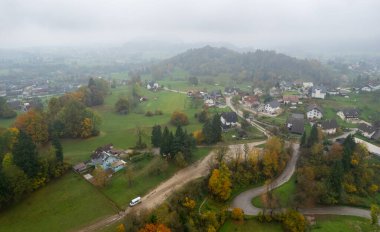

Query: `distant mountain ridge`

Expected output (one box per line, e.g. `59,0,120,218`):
153,46,338,85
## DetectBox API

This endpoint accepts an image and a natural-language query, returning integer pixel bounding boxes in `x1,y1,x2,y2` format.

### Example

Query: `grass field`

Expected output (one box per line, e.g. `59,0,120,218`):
251,175,296,208
312,215,378,232
0,117,16,128
0,172,119,232
220,219,282,232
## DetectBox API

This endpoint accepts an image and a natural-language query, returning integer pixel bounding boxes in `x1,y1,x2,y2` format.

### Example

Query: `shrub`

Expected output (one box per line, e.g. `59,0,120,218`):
231,208,244,221
155,109,163,115
170,111,189,126
145,111,154,117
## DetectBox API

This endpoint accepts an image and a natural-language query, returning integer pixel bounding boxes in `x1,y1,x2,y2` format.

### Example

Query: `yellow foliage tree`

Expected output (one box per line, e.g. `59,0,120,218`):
80,117,93,138
193,130,205,144
231,208,244,221
208,162,232,201
183,197,196,210
116,224,126,232
138,223,171,232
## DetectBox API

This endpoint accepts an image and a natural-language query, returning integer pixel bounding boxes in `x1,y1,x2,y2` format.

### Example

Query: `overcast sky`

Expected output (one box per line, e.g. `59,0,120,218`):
1,0,379,52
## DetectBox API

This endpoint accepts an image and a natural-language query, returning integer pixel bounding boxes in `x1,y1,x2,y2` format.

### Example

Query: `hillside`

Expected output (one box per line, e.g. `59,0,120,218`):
151,46,339,85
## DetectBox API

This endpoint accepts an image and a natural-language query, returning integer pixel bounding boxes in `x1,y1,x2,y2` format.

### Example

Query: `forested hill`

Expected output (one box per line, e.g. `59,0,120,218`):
151,46,338,85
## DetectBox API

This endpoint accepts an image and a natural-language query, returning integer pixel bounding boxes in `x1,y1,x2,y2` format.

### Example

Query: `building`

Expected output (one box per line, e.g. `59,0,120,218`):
146,81,159,91
358,123,377,138
283,95,300,105
306,104,323,120
311,86,327,99
327,89,339,96
242,95,260,108
286,114,305,134
224,87,241,95
303,82,314,88
337,109,359,121
321,119,338,134
264,100,281,114
220,112,238,130
361,86,372,92
204,99,215,107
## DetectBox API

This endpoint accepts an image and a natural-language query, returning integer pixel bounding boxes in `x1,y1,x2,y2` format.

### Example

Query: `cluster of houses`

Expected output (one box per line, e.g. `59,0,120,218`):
146,81,160,91
187,89,226,107
73,144,126,183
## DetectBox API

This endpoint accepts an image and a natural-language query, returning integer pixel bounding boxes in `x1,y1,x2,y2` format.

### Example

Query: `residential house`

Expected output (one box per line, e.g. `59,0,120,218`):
204,99,215,107
220,112,238,130
306,104,323,120
311,86,326,99
253,88,263,96
269,87,281,97
327,88,339,96
303,82,314,88
279,81,292,91
264,100,281,114
283,95,300,105
73,162,89,174
358,123,377,138
91,151,126,173
209,89,223,99
242,95,260,108
337,108,359,122
224,87,241,95
321,119,338,134
361,86,372,92
286,114,305,134
146,81,159,91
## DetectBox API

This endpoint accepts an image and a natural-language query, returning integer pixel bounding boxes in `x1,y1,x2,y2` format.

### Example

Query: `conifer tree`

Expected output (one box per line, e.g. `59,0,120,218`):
151,125,162,147
52,136,63,163
12,130,39,178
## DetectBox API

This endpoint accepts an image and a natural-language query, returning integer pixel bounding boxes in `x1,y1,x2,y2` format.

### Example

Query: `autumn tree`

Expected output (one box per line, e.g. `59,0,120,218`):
138,223,171,232
193,130,205,144
208,162,232,201
170,111,189,126
231,208,244,221
14,110,49,145
281,209,307,232
370,204,379,225
92,167,108,187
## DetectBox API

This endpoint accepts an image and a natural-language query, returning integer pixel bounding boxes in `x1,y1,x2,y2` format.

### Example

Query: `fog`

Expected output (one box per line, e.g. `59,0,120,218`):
1,0,380,54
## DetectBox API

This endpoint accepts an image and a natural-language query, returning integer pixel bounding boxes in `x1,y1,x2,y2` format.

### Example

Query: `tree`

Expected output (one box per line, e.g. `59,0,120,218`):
307,124,319,147
188,76,198,86
138,223,171,232
243,110,250,119
172,125,185,155
170,111,189,126
193,130,205,144
208,162,232,201
115,97,130,114
0,97,16,119
160,127,173,156
51,136,63,163
14,110,49,145
92,167,108,187
211,113,222,143
198,110,209,123
175,152,187,168
116,224,126,232
12,130,39,178
370,204,379,225
135,127,147,149
281,209,307,232
231,208,244,221
300,132,307,147
151,125,162,147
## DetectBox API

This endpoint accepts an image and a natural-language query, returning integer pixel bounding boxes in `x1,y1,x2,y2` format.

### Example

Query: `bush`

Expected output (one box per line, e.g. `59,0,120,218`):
154,109,163,115
231,208,244,221
145,111,154,117
170,111,189,126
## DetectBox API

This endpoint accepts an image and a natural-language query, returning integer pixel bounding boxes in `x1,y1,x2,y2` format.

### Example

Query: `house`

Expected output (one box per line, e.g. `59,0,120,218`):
283,95,300,105
146,81,159,91
358,123,377,138
242,95,260,108
204,99,215,107
321,119,338,134
73,162,89,174
91,151,126,173
253,88,263,96
209,90,223,99
306,104,323,120
286,113,305,134
303,82,314,88
327,89,339,96
224,87,241,95
220,112,238,130
264,100,281,114
361,86,372,92
311,86,326,99
337,108,359,121
269,87,281,97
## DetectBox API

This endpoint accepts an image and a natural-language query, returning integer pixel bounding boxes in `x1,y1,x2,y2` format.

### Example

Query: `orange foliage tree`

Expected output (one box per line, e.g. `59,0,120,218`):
14,110,49,145
138,223,171,232
170,111,189,126
208,162,232,201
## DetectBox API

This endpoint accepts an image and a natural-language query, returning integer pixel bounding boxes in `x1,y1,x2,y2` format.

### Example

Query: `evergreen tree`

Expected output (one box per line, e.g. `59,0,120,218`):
307,124,319,147
211,113,222,143
12,130,39,178
202,120,214,144
52,136,63,163
182,131,196,161
151,125,162,147
329,160,343,201
160,126,172,156
342,135,356,171
172,125,185,155
300,132,307,147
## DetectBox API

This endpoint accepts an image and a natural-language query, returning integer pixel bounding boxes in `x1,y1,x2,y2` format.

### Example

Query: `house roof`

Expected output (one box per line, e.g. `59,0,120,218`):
341,108,359,118
111,160,126,168
358,123,376,134
224,87,240,93
321,119,338,130
283,95,299,102
290,113,304,119
287,118,305,134
221,112,238,123
307,104,323,113
243,95,259,104
311,86,327,94
267,100,280,108
73,162,87,171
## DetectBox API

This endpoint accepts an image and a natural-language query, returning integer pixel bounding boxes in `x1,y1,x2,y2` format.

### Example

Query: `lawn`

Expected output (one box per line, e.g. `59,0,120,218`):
101,147,211,208
0,117,16,128
0,172,118,232
312,215,378,232
251,175,296,208
220,219,282,232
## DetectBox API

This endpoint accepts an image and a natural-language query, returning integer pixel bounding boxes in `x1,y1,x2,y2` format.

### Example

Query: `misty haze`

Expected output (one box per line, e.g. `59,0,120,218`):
0,1,380,232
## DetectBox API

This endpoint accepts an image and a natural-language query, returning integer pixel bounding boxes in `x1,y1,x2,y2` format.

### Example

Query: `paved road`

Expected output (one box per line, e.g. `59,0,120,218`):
231,143,300,215
77,140,267,232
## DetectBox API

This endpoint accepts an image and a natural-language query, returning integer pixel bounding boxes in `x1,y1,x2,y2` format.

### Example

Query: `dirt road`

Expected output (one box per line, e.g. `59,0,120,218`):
77,140,266,232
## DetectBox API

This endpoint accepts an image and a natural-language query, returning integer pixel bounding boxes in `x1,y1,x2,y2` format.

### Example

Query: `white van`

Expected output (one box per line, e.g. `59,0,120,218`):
129,196,141,206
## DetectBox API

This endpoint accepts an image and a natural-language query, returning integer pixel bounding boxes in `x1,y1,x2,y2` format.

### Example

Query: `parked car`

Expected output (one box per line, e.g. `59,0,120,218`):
129,196,142,206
